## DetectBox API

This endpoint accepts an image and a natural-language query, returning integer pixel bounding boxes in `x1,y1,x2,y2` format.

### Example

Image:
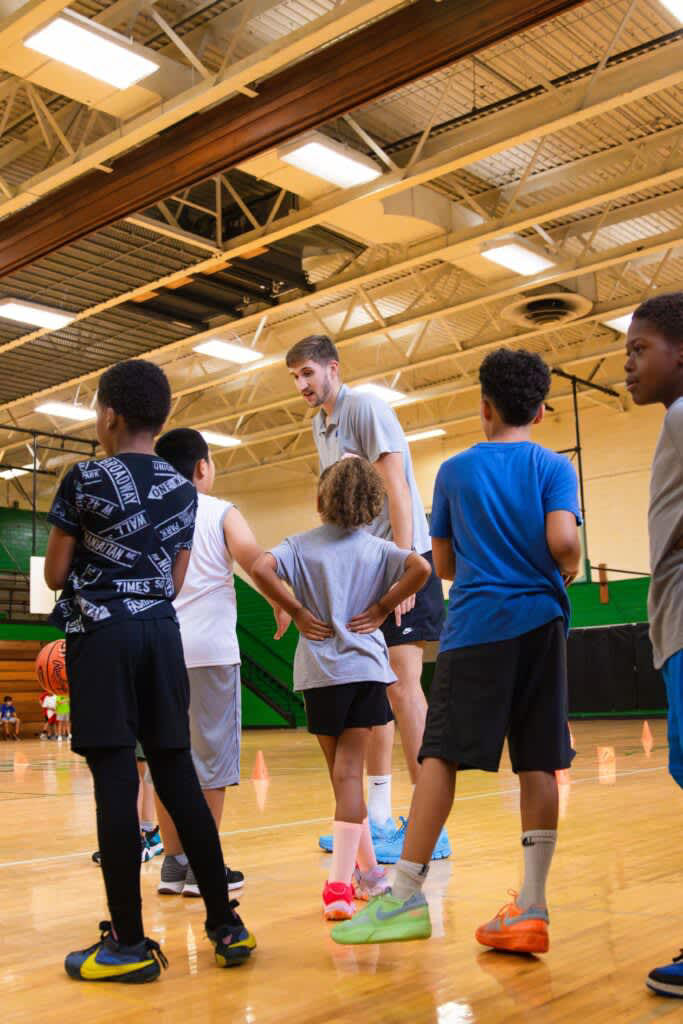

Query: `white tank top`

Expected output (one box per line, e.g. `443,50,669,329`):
174,492,240,668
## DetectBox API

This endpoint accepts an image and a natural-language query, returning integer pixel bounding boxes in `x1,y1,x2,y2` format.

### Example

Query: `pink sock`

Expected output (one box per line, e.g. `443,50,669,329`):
329,821,362,886
356,817,378,873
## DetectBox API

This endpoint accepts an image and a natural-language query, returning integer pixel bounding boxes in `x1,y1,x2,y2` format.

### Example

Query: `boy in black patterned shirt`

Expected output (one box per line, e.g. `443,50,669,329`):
45,359,255,982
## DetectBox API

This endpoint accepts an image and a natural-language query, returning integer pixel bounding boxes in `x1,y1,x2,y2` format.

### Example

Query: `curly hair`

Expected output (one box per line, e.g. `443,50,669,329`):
633,292,683,344
285,334,339,368
97,360,172,434
318,457,384,529
479,348,551,427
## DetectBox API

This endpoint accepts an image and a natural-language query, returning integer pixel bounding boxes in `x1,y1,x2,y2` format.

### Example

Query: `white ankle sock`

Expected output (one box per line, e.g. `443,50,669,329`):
518,830,557,909
392,858,429,901
367,775,392,826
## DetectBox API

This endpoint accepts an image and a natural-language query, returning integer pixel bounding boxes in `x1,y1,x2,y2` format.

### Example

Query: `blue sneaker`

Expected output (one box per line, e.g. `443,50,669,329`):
373,817,452,864
65,921,168,983
647,951,683,997
318,818,396,854
142,826,163,862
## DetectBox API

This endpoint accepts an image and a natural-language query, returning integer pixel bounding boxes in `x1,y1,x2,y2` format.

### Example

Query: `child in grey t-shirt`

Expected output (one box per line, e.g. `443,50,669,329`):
252,458,429,922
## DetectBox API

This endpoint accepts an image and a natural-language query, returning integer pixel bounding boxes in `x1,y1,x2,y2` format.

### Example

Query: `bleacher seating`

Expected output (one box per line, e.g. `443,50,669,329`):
0,640,43,736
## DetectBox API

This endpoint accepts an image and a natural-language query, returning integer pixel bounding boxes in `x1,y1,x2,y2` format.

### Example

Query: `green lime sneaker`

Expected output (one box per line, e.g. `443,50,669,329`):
331,891,431,945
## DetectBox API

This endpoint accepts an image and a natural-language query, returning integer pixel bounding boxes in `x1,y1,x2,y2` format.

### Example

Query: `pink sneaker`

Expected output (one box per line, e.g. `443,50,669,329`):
323,881,354,921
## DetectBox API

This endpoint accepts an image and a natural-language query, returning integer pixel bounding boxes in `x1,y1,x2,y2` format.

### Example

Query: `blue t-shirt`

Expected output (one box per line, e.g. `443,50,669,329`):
47,453,197,634
430,441,581,651
1,702,15,719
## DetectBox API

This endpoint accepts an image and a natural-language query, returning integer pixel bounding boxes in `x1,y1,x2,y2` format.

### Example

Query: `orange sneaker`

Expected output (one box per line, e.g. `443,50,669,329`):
475,892,549,954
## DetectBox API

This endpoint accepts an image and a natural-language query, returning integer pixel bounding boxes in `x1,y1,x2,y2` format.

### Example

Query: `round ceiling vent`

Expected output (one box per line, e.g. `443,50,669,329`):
501,290,593,328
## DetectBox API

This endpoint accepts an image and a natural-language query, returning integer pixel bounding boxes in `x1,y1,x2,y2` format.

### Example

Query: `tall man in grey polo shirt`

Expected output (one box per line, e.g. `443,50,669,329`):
286,334,450,862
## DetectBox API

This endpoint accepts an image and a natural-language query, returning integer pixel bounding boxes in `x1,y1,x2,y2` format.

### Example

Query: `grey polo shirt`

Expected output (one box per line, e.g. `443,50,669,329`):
648,396,683,669
312,384,431,554
270,523,411,690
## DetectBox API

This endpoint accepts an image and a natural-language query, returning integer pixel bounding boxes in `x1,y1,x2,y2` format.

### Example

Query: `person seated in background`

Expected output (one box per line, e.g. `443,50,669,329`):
1,695,20,739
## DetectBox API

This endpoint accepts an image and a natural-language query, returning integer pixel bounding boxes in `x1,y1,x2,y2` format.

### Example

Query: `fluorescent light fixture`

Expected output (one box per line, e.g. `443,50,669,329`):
601,314,632,334
25,14,159,90
406,428,446,443
201,430,242,448
0,462,34,481
0,299,73,330
354,382,406,404
35,401,96,422
659,0,683,22
280,132,382,188
194,340,262,364
481,242,555,276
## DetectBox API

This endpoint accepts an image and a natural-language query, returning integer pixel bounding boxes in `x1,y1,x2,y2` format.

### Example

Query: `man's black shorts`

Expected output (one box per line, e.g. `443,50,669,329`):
381,550,445,648
419,617,574,773
304,681,393,737
65,616,191,755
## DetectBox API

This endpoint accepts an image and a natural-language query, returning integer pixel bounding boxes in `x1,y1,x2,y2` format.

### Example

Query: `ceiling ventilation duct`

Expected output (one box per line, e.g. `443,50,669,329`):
501,288,592,328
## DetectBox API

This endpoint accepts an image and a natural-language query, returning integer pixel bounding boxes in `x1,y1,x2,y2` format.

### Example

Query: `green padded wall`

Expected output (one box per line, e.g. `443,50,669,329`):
0,507,50,573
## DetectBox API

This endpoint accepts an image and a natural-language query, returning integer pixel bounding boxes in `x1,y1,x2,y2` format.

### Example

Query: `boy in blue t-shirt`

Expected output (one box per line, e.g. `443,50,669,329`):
44,359,255,982
1,696,20,739
333,348,581,951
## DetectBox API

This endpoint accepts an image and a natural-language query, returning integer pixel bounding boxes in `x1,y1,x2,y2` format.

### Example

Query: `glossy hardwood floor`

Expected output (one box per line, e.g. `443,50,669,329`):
1,721,681,1023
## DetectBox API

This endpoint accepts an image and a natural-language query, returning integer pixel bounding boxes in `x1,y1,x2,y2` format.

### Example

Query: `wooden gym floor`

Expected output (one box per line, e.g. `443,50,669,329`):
1,720,681,1023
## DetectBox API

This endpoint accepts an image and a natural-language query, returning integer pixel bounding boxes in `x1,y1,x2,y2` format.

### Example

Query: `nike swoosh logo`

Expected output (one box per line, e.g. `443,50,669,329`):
375,905,410,921
81,949,154,979
503,911,547,927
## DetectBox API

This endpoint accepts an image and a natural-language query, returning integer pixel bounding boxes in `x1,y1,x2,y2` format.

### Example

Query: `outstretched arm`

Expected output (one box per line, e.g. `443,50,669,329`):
224,507,290,638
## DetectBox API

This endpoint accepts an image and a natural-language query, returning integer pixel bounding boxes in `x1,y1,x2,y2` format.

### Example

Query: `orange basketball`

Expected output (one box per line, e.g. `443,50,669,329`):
35,639,69,696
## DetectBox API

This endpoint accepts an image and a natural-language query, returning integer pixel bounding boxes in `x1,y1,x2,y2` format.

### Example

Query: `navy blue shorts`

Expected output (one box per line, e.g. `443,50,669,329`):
380,550,445,648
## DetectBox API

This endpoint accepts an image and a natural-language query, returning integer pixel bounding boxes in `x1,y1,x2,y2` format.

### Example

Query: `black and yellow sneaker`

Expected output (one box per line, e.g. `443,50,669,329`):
207,900,256,967
65,921,168,983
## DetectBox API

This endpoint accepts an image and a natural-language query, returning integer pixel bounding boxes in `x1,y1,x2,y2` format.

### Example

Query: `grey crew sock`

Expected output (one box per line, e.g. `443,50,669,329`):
392,858,430,901
518,830,557,910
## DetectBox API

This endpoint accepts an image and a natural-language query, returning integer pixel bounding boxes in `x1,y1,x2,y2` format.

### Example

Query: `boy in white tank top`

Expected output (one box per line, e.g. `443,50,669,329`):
154,428,288,896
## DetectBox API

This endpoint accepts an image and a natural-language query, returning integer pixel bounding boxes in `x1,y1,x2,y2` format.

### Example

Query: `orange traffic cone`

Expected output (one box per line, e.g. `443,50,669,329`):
641,720,653,757
13,750,29,782
597,745,616,785
252,778,270,812
251,749,269,781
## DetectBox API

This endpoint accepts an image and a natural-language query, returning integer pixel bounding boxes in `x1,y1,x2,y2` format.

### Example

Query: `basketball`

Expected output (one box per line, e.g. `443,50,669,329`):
35,640,69,696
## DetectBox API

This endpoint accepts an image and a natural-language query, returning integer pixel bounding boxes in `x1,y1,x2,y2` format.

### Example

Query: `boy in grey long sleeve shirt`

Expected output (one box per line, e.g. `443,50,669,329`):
624,292,683,998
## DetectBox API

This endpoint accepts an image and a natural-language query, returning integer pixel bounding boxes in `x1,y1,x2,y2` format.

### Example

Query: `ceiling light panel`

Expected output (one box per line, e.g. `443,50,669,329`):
194,340,263,364
481,243,555,276
406,428,446,443
25,14,159,90
35,401,96,421
280,132,382,188
601,314,633,334
354,383,406,403
201,430,242,448
0,299,74,330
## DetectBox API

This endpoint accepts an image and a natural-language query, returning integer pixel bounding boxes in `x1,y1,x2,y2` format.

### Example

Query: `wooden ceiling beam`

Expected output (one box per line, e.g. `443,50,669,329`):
0,0,585,279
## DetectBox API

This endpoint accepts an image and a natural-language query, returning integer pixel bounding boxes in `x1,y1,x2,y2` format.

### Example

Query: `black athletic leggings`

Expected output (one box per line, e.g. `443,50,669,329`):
85,746,229,945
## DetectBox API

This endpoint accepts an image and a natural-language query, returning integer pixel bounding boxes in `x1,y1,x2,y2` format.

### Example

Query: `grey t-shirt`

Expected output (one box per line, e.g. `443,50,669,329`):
313,385,431,554
648,396,683,669
270,523,411,690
